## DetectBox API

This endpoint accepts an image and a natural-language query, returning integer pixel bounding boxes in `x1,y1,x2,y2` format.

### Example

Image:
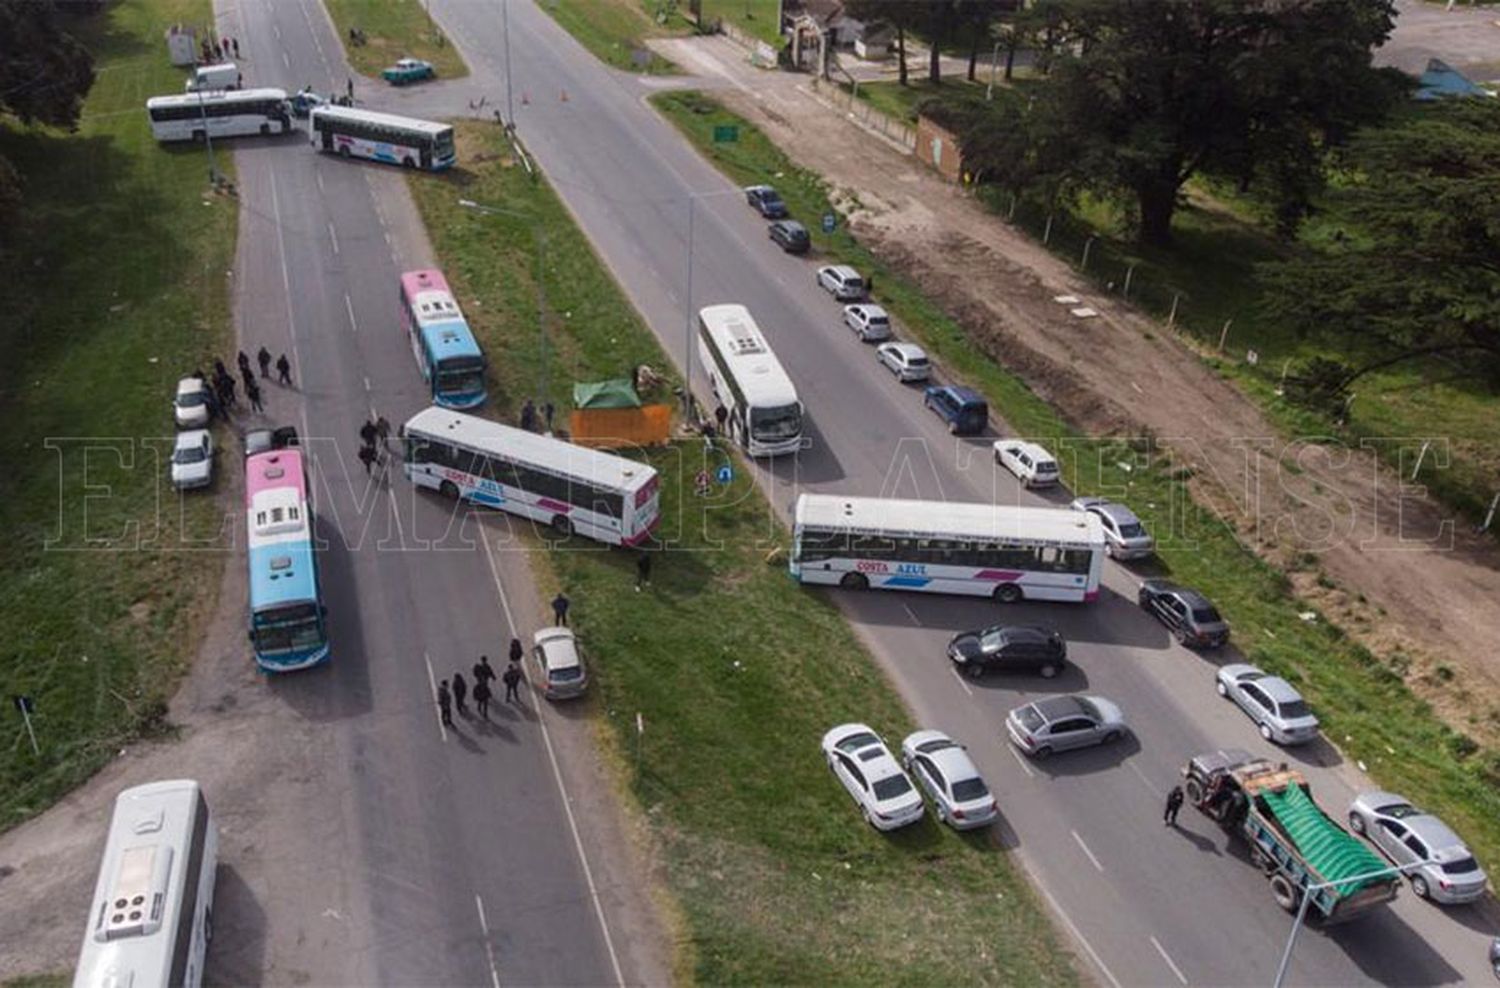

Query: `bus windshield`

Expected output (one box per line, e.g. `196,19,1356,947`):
751,402,802,441
253,603,324,655
436,358,485,397
434,128,455,157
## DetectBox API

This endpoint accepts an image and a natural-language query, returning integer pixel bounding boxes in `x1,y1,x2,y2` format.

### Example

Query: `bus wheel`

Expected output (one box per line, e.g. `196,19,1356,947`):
839,572,869,591
192,130,206,143
551,515,573,539
339,145,351,158
994,583,1023,604
260,123,270,135
1269,873,1300,913
402,157,416,169
439,480,459,499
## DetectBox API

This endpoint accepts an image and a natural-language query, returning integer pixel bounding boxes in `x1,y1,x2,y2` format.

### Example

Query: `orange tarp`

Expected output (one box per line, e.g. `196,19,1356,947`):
568,405,673,448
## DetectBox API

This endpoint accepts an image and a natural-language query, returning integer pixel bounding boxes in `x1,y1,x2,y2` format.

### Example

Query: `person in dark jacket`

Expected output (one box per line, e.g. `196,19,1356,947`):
509,637,524,666
503,662,523,703
552,592,570,627
473,655,497,690
1164,785,1184,826
276,353,293,386
436,680,453,728
257,346,272,378
473,677,492,720
452,672,468,715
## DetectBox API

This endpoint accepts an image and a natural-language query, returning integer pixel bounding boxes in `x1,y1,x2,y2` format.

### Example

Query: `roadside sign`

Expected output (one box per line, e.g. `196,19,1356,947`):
713,124,739,143
821,212,836,234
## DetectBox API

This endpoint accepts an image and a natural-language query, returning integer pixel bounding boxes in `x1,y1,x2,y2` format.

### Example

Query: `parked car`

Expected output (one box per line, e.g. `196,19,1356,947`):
174,376,212,429
946,625,1066,679
1138,579,1230,648
1348,792,1488,904
290,87,328,118
923,384,988,436
1215,663,1319,745
744,184,788,219
993,440,1060,488
382,57,435,85
900,730,997,829
1006,695,1127,758
876,342,930,382
817,264,867,301
768,219,810,254
243,424,300,458
843,303,891,342
821,723,925,831
532,627,588,700
170,429,214,490
1070,496,1154,560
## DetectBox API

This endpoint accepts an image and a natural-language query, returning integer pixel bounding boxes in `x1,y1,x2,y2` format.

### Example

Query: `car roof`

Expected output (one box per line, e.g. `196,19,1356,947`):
883,341,924,355
745,184,775,194
983,624,1058,643
921,741,980,781
824,264,860,278
1032,696,1090,722
775,219,807,231
847,302,886,316
1001,439,1052,457
935,384,985,402
1401,813,1465,847
176,376,206,394
174,429,209,447
533,627,581,668
1257,677,1304,703
1093,502,1140,524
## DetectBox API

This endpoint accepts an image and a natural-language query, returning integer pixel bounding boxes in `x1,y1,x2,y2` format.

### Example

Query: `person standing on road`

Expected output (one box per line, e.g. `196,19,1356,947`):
246,379,264,413
473,676,492,720
635,551,651,592
237,350,252,377
473,654,497,691
357,444,376,475
240,364,256,395
543,401,555,433
375,415,392,451
276,353,292,386
502,662,523,704
219,374,237,409
359,419,378,450
508,637,523,666
232,38,240,59
257,346,272,378
551,592,570,627
1164,785,1185,826
346,76,354,102
436,679,454,728
452,672,468,716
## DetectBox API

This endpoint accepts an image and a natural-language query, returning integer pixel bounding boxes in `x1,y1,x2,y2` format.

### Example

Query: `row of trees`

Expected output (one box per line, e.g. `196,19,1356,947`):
842,1,1022,87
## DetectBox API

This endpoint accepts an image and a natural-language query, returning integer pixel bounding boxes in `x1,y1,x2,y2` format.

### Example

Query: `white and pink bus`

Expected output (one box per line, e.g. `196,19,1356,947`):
398,269,487,409
401,407,660,545
245,448,329,672
791,494,1105,603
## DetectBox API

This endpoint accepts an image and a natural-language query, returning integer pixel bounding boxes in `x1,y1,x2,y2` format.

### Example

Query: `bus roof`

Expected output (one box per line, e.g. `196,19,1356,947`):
400,268,453,301
245,450,317,610
404,406,657,493
245,448,306,503
795,493,1105,549
419,319,483,362
698,304,799,408
146,87,287,109
310,104,452,136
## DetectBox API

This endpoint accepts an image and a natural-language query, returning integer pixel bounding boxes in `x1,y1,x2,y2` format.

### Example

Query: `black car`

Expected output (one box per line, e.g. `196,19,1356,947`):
769,219,811,254
1137,579,1230,648
745,184,788,219
243,424,300,457
947,625,1066,679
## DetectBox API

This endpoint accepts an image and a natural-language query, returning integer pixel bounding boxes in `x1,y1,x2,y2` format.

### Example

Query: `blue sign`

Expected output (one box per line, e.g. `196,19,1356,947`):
716,464,733,485
821,212,837,234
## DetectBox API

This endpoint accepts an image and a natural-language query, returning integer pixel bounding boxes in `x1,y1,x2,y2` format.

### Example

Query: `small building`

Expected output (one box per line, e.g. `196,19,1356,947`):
915,113,964,183
852,22,895,61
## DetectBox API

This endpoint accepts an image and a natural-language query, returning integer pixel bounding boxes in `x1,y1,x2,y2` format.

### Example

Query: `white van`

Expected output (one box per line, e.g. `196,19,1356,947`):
994,440,1061,488
185,62,240,92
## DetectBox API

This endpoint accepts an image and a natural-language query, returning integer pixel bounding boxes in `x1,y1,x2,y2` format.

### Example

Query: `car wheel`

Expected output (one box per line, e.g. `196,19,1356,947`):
1039,664,1059,679
1347,812,1366,836
1184,778,1204,804
1215,680,1229,697
861,806,875,828
1259,723,1274,742
993,583,1023,604
839,572,869,591
439,480,459,499
1270,874,1300,913
1103,730,1122,744
1033,745,1052,760
1411,875,1431,899
964,662,984,680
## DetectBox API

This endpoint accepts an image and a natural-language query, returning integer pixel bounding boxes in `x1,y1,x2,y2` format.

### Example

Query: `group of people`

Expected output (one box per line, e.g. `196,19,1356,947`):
200,34,240,64
194,347,291,421
436,646,527,727
518,399,556,434
356,414,392,475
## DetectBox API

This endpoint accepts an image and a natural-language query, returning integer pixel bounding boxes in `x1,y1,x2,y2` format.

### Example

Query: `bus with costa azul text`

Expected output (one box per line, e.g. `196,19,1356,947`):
402,407,660,546
245,447,329,672
791,494,1105,603
697,304,803,456
398,269,487,408
309,105,455,170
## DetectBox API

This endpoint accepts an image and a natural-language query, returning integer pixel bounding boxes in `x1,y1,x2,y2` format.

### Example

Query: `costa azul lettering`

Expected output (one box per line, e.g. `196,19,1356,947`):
855,561,929,575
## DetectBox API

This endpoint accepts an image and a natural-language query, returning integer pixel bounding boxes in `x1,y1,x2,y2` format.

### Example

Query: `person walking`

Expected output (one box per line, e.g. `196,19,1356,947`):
635,551,651,592
437,679,454,728
359,419,378,450
240,364,256,395
276,353,292,386
246,379,264,413
232,37,240,59
714,404,728,433
508,637,524,666
502,662,523,704
473,676,492,720
357,444,377,475
214,358,230,382
375,415,392,451
237,350,252,376
543,401,555,433
473,654,497,691
257,346,272,378
346,76,354,102
520,399,537,432
1164,785,1185,826
551,592,570,627
219,374,238,408
452,672,468,716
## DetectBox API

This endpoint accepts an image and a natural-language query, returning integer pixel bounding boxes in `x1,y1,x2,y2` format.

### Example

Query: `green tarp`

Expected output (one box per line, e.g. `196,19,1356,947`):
1261,782,1389,897
573,378,640,409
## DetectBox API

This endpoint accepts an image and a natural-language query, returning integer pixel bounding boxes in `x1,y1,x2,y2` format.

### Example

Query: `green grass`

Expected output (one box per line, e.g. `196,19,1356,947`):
699,0,782,44
850,77,989,123
0,0,236,829
3,975,68,988
322,0,467,79
538,0,682,75
650,89,1500,878
408,121,1078,985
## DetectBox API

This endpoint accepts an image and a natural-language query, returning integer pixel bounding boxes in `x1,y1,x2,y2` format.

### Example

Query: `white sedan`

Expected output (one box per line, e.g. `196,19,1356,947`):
876,342,930,382
843,303,891,342
174,376,211,429
900,730,997,829
170,429,214,490
822,723,924,831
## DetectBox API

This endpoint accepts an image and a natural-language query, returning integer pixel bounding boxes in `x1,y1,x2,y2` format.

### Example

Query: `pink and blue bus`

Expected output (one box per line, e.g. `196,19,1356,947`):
245,449,329,672
398,269,487,409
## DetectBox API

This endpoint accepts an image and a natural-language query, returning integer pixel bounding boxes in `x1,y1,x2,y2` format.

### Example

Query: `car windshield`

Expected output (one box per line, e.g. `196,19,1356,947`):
906,354,928,366
1441,856,1480,875
1118,522,1146,538
1035,460,1058,474
867,314,888,326
1192,606,1222,623
549,665,584,682
1075,697,1102,721
751,402,802,441
872,775,912,800
978,630,1005,653
951,778,989,802
1014,706,1044,732
177,391,205,407
173,444,207,465
1378,803,1421,819
836,732,879,753
1279,699,1312,719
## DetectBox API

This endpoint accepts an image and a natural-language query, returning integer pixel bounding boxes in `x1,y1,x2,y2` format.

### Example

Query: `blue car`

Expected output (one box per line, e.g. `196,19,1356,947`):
923,385,988,435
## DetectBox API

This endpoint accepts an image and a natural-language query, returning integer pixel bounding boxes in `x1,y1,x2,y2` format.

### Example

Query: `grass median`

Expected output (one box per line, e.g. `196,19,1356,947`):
649,89,1500,873
407,121,1078,984
538,0,681,75
322,0,467,80
0,0,236,829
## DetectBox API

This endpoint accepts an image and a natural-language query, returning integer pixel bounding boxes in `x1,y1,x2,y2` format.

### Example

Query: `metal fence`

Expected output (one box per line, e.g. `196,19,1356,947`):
809,79,917,151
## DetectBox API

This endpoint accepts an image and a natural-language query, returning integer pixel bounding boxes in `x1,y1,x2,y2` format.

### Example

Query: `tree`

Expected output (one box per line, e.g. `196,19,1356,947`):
843,0,923,86
1261,100,1500,391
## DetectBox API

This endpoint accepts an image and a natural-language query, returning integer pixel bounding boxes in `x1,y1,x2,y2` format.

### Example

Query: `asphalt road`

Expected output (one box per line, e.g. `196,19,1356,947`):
391,2,1499,984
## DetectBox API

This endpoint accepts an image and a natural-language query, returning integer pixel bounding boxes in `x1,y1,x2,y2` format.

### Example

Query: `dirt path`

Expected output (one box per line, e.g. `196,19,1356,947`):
652,34,1500,741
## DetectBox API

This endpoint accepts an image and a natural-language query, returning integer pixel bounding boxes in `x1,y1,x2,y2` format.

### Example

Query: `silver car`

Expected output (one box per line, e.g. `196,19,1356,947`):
1348,792,1487,904
1070,497,1154,560
876,342,930,382
900,730,997,829
1215,663,1319,745
1005,695,1127,758
843,303,892,342
532,627,587,700
170,429,214,489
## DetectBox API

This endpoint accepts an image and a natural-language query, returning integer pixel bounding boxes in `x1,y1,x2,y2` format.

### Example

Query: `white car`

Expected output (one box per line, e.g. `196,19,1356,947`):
1070,496,1154,560
994,440,1060,488
822,723,924,831
876,342,930,382
816,264,866,301
170,429,214,490
843,303,891,342
532,627,588,700
900,730,997,829
1215,663,1319,745
174,377,212,429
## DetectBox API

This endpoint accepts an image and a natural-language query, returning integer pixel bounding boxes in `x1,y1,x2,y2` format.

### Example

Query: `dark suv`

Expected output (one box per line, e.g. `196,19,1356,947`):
924,384,989,435
1138,579,1230,648
745,184,788,219
946,625,1067,679
769,219,811,254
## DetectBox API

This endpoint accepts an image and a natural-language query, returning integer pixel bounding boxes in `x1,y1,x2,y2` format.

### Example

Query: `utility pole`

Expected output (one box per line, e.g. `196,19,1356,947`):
987,40,1001,100
197,90,219,185
684,196,695,422
502,0,515,128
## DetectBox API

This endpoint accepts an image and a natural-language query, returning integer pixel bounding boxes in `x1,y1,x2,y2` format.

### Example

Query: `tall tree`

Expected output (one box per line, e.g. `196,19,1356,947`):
844,0,922,86
1261,100,1500,395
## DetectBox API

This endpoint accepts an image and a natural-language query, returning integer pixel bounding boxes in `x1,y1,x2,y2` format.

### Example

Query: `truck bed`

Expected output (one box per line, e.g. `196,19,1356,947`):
1258,780,1390,896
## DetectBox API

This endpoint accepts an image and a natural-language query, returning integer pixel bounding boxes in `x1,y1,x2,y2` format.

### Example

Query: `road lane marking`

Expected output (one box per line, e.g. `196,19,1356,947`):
316,171,324,194
1127,760,1160,795
479,535,626,987
475,895,502,988
900,603,921,626
362,376,371,392
266,170,305,390
345,292,358,333
328,221,340,256
1034,881,1122,988
281,49,290,70
273,22,282,39
1150,936,1188,984
1007,744,1034,778
950,667,973,697
1071,829,1104,872
423,651,447,742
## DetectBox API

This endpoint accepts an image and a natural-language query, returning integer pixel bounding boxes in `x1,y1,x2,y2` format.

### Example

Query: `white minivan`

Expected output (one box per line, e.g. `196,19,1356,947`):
994,440,1060,487
185,62,240,92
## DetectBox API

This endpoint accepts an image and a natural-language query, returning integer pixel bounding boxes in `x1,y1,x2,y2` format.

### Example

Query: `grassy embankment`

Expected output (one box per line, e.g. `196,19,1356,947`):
321,0,467,79
538,0,682,74
0,0,235,830
407,122,1077,984
650,89,1500,871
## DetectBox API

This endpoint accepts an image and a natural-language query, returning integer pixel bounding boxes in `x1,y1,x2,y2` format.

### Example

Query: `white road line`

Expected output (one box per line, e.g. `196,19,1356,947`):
266,171,305,387
1034,882,1123,988
1007,744,1034,778
273,22,282,39
1126,759,1159,795
362,376,371,392
900,603,921,626
478,534,625,987
1150,935,1188,985
1071,829,1104,872
316,170,325,193
384,486,406,546
328,221,340,256
950,667,973,697
1131,381,1143,394
281,49,290,69
475,895,502,988
423,651,447,742
345,292,358,333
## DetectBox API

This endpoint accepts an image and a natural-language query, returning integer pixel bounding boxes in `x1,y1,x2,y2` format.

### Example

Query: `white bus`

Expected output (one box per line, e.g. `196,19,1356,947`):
697,304,803,457
402,406,660,545
790,493,1105,603
74,780,218,988
146,88,291,142
308,105,456,171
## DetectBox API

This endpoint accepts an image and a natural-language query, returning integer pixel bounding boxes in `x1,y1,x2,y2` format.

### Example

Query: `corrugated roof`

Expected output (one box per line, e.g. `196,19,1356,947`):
1262,782,1389,897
